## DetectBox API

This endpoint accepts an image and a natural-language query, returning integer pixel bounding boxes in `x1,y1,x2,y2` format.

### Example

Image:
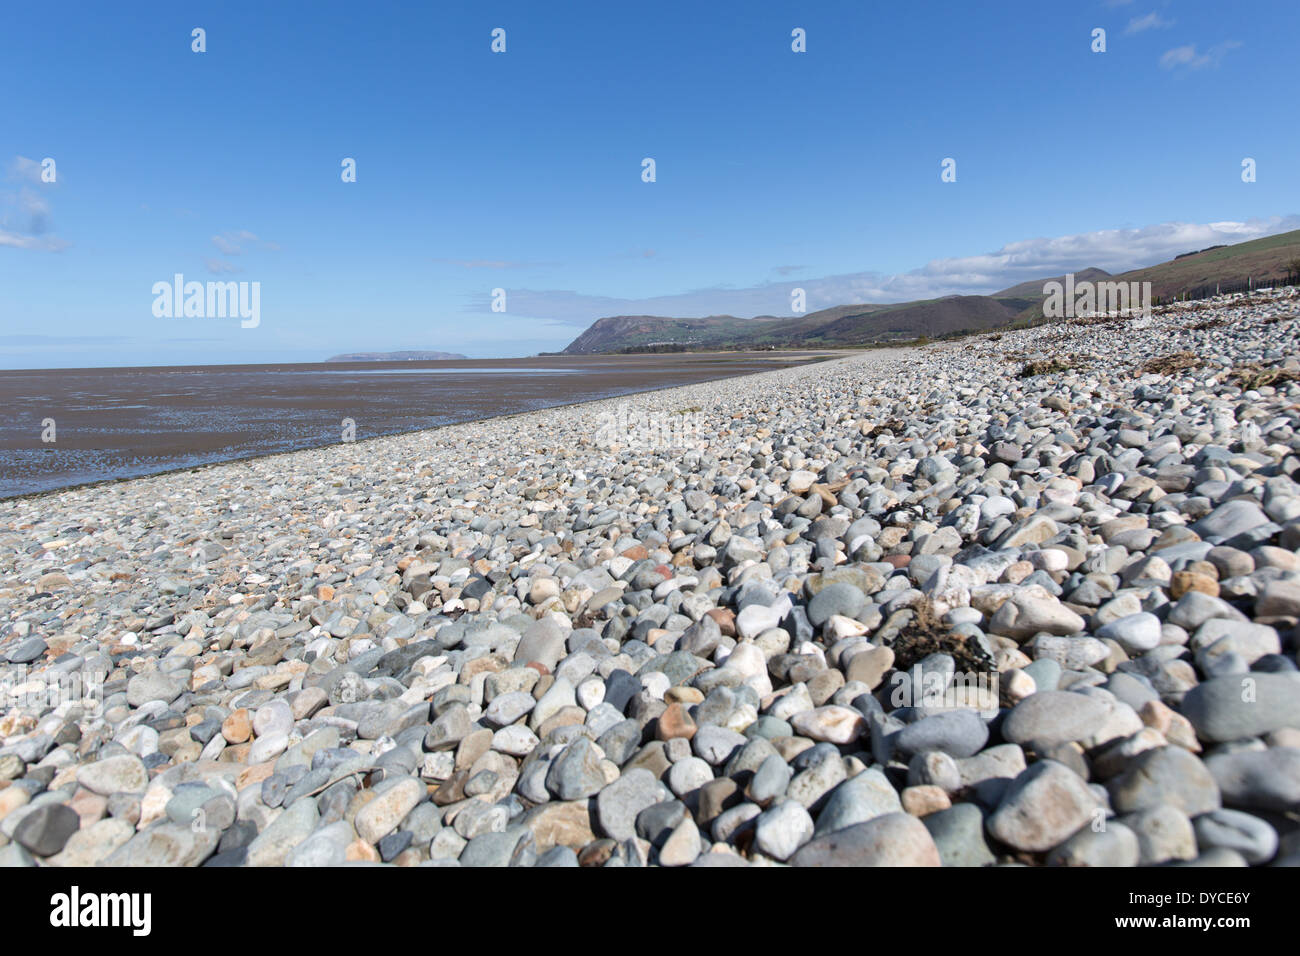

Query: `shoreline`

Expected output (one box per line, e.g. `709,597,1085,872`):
0,350,845,504
1,293,1298,868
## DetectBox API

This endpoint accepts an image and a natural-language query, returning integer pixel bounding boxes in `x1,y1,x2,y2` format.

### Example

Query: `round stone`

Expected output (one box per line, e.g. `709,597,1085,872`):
76,754,149,796
753,800,814,861
807,583,867,627
987,760,1098,853
791,812,941,866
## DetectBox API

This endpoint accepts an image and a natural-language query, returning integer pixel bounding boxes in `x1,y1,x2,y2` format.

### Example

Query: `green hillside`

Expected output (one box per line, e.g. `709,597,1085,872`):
560,228,1300,353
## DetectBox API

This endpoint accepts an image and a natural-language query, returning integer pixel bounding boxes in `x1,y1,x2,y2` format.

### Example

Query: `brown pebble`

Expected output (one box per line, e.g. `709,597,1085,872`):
433,769,469,807
706,608,736,637
221,708,251,744
655,702,697,741
772,735,815,762
806,668,845,706
537,706,587,739
901,785,952,817
1170,570,1219,599
234,761,275,791
345,839,380,862
578,838,617,867
665,686,704,705
695,777,740,827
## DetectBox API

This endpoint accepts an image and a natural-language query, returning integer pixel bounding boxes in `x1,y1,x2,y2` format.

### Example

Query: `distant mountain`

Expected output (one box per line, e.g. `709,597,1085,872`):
559,228,1300,353
562,315,750,354
560,296,1034,353
326,350,467,362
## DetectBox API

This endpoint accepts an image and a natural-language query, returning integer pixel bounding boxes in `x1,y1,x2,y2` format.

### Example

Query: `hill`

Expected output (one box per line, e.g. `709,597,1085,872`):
559,304,900,353
1104,229,1300,301
559,228,1300,353
561,295,1036,353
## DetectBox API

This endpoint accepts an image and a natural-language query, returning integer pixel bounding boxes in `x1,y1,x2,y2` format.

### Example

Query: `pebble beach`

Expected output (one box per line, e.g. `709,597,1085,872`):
2,288,1299,867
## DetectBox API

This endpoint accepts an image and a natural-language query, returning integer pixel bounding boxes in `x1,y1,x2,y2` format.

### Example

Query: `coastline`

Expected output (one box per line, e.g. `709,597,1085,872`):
1,294,1298,868
0,350,842,503
0,346,909,510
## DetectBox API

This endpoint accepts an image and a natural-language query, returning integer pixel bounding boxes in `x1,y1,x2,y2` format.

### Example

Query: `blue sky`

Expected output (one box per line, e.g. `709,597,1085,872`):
2,0,1298,368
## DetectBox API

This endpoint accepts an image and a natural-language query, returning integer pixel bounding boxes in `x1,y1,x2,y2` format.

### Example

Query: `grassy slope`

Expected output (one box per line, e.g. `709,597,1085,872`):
562,229,1300,353
1109,229,1300,298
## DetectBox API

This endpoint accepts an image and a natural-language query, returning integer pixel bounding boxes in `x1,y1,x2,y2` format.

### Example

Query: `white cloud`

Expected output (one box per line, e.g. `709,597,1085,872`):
211,233,244,255
7,156,48,185
0,230,70,251
473,216,1300,325
1125,12,1172,34
1160,44,1204,68
211,230,272,255
205,258,243,275
1160,41,1240,70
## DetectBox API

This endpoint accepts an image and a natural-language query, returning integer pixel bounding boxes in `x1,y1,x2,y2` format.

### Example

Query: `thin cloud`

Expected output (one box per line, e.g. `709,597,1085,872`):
0,231,69,251
211,230,273,256
1160,41,1240,70
205,258,243,275
7,156,50,185
1125,12,1172,34
1160,45,1204,68
211,233,244,255
463,216,1300,325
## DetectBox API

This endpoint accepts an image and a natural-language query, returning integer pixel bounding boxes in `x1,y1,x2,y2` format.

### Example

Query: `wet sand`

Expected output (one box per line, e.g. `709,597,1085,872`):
0,351,837,498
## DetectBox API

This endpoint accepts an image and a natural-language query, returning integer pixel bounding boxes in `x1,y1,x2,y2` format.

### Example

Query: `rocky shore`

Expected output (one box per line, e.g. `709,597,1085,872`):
2,288,1298,867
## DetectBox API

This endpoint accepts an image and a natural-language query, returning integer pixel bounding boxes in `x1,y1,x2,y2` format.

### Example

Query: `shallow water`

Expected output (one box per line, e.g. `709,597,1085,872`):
0,352,829,497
